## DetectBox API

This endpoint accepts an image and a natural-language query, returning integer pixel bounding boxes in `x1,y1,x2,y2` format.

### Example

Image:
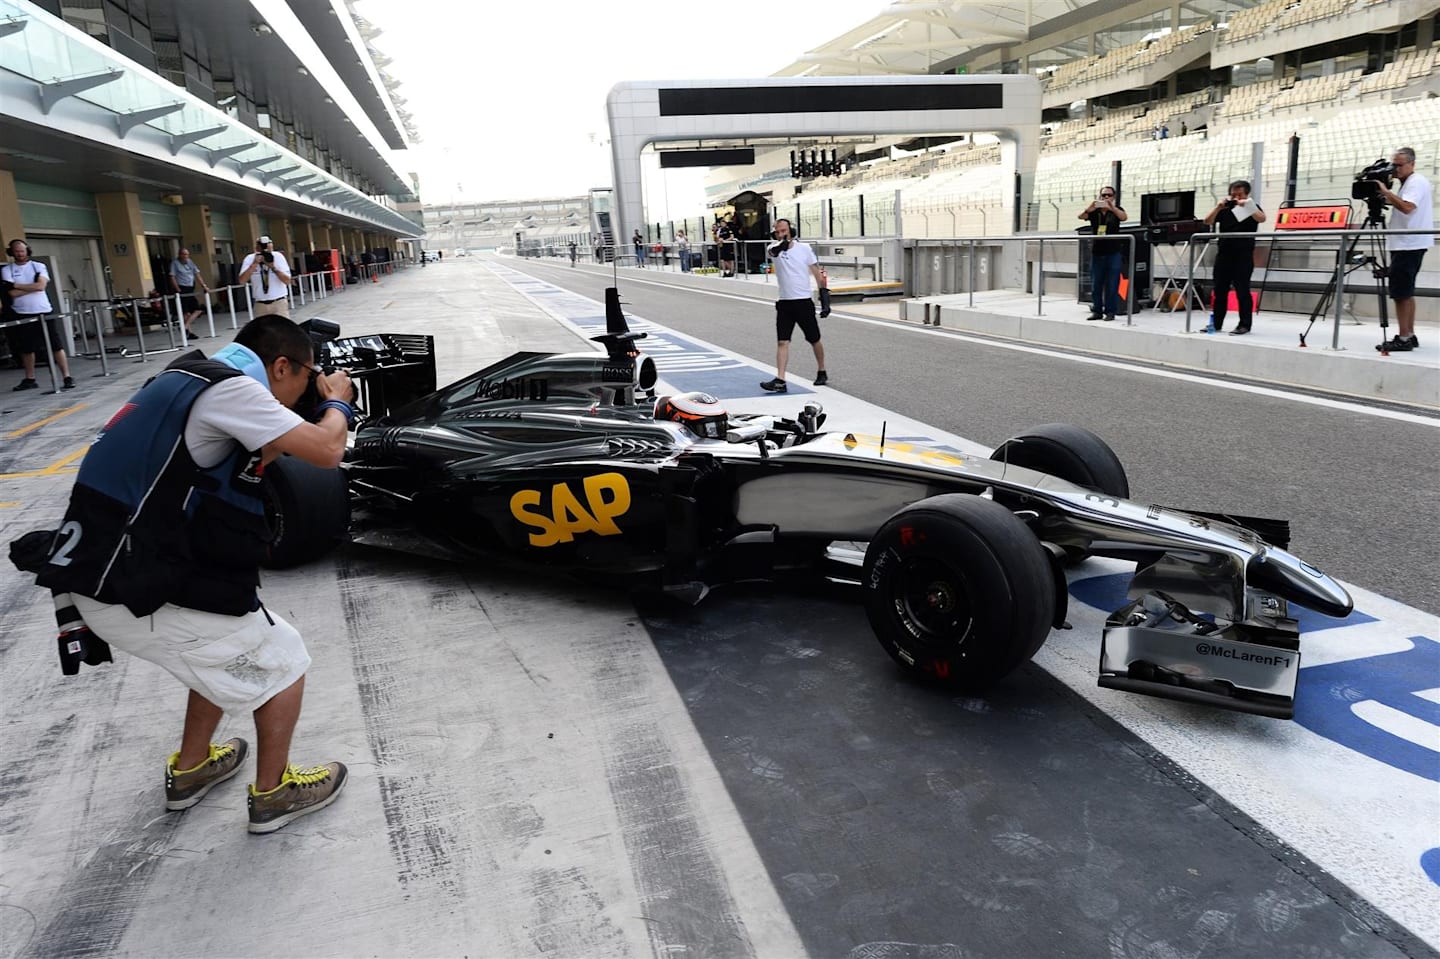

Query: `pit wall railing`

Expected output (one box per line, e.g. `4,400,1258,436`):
22,258,410,381
904,228,1436,345
1182,228,1437,349
526,240,898,285
905,233,1140,324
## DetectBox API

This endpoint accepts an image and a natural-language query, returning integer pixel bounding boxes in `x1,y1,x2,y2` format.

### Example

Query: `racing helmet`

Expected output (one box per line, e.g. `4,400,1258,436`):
654,391,728,440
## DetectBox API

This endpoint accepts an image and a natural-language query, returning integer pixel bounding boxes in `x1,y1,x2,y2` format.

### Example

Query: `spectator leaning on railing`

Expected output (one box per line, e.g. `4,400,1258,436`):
1376,146,1434,353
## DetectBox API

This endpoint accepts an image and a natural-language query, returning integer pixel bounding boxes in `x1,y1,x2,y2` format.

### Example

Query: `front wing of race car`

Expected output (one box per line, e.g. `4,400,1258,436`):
1099,592,1305,718
755,434,1351,719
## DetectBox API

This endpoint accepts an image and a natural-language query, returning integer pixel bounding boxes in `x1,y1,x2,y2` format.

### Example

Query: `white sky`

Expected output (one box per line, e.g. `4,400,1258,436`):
356,0,889,218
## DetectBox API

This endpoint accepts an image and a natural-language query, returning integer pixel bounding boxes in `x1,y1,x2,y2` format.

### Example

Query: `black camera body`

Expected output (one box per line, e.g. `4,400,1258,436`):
292,318,356,423
1352,159,1395,201
1224,198,1238,209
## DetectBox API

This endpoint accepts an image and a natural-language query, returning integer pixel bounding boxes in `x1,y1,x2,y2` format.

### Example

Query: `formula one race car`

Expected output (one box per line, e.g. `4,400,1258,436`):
269,289,1352,720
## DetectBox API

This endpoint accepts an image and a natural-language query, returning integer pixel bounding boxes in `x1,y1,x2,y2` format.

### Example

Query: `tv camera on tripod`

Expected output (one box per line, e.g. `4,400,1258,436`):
1299,159,1396,348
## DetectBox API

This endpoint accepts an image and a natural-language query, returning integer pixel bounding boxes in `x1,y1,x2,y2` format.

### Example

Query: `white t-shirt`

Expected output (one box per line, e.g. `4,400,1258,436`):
2,260,51,314
185,375,303,469
239,251,292,302
773,240,818,300
1388,172,1435,251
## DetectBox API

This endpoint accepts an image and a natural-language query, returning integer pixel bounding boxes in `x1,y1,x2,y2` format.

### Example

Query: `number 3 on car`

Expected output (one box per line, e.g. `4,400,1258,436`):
509,473,631,547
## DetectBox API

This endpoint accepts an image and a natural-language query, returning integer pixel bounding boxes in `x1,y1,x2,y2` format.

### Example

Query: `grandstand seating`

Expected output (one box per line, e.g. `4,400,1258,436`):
746,97,1440,239
1042,22,1215,98
691,12,1440,247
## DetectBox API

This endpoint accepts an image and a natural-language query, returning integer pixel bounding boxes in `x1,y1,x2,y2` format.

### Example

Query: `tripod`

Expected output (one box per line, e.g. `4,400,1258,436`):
1300,203,1389,349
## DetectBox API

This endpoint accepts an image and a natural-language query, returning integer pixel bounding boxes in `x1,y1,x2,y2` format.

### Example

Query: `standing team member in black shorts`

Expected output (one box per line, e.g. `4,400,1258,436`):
1376,146,1433,352
760,219,829,393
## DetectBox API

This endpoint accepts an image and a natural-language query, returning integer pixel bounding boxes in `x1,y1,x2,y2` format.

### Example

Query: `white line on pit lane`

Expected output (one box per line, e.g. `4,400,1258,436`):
537,263,1440,430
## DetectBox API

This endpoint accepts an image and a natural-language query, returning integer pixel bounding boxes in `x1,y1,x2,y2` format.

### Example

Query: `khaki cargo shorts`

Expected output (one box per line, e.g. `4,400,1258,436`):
252,297,291,318
74,596,311,714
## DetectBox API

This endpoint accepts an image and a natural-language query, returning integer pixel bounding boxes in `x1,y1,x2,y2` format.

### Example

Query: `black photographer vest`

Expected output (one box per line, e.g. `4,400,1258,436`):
36,352,271,616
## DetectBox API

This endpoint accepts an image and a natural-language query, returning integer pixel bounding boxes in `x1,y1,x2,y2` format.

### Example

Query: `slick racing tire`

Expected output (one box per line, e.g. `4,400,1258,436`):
862,494,1056,690
989,423,1129,563
261,455,350,569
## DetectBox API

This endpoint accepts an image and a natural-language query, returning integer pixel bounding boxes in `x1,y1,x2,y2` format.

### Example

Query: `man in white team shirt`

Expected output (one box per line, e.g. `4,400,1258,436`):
237,235,292,317
1375,146,1434,352
760,219,830,393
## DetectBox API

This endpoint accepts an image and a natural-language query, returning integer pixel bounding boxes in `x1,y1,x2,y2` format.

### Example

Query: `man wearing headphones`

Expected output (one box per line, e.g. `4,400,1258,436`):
237,235,292,317
760,218,830,393
4,238,74,391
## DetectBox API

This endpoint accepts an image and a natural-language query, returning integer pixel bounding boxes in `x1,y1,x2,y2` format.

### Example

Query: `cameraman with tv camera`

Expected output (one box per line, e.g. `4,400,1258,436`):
1373,147,1433,352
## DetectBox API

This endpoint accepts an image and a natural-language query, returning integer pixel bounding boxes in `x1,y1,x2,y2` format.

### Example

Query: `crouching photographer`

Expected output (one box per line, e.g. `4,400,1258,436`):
9,315,354,833
1374,147,1434,352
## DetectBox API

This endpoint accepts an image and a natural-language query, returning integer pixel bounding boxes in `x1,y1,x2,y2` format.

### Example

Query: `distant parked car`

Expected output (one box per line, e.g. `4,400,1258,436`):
419,250,439,263
453,249,468,257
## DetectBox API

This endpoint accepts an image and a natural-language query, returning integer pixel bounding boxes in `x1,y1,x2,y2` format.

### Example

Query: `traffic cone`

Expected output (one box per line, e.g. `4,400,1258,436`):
371,272,378,284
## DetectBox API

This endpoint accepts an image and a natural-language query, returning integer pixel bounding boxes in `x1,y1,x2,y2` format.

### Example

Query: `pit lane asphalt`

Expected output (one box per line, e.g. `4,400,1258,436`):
510,256,1440,620
1,258,1434,958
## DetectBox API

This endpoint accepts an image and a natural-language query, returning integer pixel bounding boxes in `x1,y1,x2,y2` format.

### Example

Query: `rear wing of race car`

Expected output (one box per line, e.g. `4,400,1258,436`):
298,318,437,421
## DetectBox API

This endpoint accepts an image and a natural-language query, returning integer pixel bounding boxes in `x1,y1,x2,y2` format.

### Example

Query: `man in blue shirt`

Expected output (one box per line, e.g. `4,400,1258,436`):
169,247,210,338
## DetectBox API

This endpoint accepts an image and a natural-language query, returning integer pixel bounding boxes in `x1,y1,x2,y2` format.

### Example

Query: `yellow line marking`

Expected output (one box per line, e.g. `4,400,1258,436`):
0,501,20,508
0,445,86,480
5,402,87,439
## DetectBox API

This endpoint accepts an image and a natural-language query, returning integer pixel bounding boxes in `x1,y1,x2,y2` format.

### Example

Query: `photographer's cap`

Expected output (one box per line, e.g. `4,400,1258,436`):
257,235,272,245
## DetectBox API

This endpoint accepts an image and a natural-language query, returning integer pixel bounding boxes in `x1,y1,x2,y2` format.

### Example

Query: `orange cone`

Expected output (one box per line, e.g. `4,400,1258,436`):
371,272,378,284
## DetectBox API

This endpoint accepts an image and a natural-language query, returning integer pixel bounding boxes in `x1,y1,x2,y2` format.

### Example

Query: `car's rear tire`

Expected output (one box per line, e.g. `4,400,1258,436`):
862,494,1056,690
989,423,1129,562
262,455,349,568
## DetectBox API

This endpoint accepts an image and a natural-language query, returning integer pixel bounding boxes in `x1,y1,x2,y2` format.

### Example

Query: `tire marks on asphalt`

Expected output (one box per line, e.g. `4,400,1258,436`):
334,553,636,956
332,548,802,957
587,628,757,958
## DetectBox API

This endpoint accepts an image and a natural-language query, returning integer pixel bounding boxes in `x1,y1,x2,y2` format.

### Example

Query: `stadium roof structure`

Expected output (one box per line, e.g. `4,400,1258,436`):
772,0,1259,77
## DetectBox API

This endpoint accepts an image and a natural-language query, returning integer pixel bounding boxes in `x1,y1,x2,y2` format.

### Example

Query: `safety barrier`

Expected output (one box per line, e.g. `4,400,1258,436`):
904,227,1434,343
906,233,1141,324
1182,227,1437,349
36,258,408,375
0,311,74,391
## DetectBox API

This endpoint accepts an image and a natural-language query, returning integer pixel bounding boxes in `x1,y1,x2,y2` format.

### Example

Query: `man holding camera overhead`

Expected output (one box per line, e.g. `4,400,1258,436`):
1079,186,1127,321
238,235,292,317
1203,180,1266,335
1375,146,1433,352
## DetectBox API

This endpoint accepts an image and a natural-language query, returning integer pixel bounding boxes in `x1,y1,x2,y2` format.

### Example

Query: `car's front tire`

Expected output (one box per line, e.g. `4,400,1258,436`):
261,455,350,568
989,423,1129,562
862,494,1056,689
